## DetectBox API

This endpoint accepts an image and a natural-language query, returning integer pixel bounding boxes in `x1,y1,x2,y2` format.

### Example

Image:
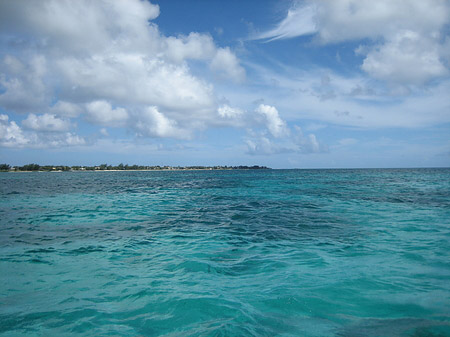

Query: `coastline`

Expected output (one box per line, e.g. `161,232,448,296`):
2,167,271,173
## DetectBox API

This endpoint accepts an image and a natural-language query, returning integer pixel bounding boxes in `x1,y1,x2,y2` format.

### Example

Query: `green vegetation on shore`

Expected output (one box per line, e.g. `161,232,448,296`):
0,163,270,172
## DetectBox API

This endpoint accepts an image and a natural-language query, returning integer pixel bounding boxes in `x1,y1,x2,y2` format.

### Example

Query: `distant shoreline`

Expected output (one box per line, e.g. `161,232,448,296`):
6,169,256,172
2,166,448,172
0,164,271,172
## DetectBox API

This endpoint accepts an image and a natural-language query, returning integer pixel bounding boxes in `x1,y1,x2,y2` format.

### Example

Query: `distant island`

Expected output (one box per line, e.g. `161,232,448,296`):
0,163,270,172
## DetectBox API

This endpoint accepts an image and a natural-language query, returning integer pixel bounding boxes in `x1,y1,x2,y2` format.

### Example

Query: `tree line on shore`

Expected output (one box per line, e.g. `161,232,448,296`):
0,163,270,172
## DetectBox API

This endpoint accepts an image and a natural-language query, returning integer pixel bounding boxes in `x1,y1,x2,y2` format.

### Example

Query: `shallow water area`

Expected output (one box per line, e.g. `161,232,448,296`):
1,169,449,336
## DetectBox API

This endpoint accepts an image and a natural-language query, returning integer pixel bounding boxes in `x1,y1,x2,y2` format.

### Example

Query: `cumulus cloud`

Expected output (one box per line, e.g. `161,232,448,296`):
359,31,448,84
85,101,128,127
256,0,450,85
0,114,29,147
0,114,84,148
218,105,244,119
210,47,246,82
165,32,216,63
292,126,323,153
165,33,245,81
246,136,291,155
49,101,82,118
0,0,161,54
55,53,215,113
22,113,71,132
134,106,190,139
255,104,289,138
0,0,246,148
62,133,86,146
246,130,326,155
0,55,48,113
246,105,326,155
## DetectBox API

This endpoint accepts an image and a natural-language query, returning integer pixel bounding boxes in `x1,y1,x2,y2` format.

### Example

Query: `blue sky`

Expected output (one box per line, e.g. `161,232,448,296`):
0,0,449,168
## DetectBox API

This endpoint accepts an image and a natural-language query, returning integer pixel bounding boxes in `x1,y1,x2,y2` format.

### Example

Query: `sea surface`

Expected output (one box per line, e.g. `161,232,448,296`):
0,169,449,337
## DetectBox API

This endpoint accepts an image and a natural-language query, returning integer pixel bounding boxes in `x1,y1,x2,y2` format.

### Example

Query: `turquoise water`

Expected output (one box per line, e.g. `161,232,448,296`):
0,169,449,336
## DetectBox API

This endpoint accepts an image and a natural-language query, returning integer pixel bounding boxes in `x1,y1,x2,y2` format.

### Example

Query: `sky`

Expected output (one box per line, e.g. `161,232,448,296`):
0,0,449,168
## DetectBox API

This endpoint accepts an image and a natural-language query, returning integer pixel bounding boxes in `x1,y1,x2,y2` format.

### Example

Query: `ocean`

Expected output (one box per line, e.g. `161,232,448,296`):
0,169,449,336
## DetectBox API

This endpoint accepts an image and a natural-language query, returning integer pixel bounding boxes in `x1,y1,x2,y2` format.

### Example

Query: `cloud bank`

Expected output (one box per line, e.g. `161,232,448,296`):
0,0,247,148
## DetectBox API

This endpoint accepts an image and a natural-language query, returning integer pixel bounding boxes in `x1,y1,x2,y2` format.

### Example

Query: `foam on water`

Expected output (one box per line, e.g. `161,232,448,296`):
1,169,449,336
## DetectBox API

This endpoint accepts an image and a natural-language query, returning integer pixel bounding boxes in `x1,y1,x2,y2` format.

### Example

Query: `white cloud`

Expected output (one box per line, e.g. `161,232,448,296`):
0,0,246,146
214,104,247,128
360,30,448,84
0,114,29,147
85,101,128,127
0,114,84,148
246,136,291,155
31,132,86,148
246,105,326,155
134,106,190,139
165,32,216,63
314,0,448,44
255,104,289,138
259,0,449,43
0,55,48,112
49,101,82,118
210,47,246,82
22,113,71,132
60,133,86,147
292,126,323,153
164,33,246,82
218,105,244,119
57,55,215,113
257,2,317,41
308,134,320,152
257,0,450,85
246,129,326,156
0,0,160,54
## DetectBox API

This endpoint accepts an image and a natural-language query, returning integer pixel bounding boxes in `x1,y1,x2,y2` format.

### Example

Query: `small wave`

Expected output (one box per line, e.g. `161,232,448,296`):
66,245,105,255
26,248,56,254
6,191,22,195
166,260,216,274
28,258,52,265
